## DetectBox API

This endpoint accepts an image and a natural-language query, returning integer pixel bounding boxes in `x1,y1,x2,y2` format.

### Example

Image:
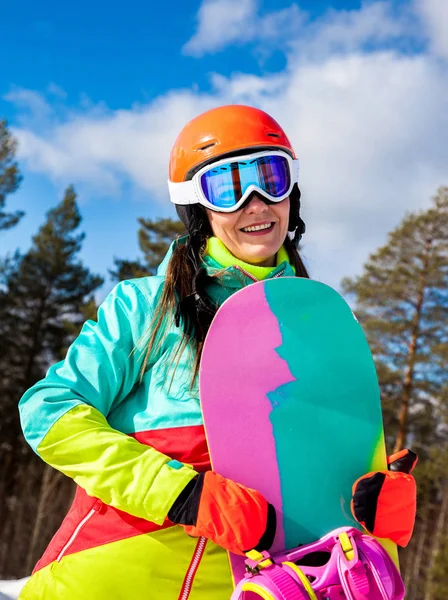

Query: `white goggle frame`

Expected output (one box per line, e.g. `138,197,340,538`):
168,150,299,213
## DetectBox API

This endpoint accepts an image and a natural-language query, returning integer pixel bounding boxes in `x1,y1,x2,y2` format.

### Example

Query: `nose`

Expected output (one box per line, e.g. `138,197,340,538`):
243,193,269,214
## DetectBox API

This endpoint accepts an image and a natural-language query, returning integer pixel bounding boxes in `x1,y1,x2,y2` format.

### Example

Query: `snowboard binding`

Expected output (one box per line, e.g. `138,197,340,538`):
231,527,405,600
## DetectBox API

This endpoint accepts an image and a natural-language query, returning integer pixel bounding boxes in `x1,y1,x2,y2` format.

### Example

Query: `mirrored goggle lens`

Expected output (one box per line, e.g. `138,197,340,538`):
200,155,291,209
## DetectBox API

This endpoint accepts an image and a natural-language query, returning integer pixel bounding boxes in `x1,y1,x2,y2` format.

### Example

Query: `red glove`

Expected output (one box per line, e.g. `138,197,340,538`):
351,449,418,547
168,471,276,555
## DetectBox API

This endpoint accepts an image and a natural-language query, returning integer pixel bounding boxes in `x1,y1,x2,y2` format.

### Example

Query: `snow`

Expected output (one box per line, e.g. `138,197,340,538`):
0,578,28,599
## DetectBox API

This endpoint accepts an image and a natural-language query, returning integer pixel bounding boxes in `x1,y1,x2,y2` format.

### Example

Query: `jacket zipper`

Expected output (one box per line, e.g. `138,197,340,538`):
235,265,286,282
272,268,286,278
56,499,103,562
178,536,207,600
235,266,257,281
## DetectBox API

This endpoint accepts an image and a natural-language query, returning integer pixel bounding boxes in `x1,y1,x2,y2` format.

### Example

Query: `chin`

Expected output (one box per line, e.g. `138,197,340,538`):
246,244,279,259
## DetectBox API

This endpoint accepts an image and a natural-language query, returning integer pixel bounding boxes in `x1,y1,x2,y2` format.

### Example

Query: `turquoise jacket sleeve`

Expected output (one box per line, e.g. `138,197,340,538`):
18,280,197,524
20,280,149,449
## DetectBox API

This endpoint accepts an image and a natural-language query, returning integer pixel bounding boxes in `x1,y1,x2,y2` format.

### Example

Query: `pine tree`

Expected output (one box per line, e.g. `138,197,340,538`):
343,187,448,595
342,187,448,453
0,119,23,231
0,185,103,577
0,185,103,400
111,216,185,280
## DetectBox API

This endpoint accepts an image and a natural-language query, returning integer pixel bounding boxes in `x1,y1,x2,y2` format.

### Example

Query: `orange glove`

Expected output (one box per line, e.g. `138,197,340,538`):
168,471,276,555
351,449,418,547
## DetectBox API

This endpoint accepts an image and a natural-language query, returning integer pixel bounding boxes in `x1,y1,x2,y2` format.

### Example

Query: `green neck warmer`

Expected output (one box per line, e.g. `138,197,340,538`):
205,236,291,281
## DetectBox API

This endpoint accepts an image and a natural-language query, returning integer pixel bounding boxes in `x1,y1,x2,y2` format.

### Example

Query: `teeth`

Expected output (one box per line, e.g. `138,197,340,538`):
242,223,272,232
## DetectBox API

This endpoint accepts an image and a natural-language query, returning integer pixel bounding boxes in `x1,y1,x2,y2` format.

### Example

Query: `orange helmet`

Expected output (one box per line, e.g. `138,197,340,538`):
169,105,296,183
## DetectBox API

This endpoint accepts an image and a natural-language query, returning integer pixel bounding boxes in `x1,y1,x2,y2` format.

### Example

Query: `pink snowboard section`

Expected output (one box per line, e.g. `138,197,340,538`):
200,283,296,581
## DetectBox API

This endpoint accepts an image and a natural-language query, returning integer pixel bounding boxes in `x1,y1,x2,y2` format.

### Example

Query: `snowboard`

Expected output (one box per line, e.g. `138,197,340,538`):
199,277,397,586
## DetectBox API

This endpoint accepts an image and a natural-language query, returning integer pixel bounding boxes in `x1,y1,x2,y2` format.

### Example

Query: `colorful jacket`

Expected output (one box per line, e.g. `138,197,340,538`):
18,241,296,600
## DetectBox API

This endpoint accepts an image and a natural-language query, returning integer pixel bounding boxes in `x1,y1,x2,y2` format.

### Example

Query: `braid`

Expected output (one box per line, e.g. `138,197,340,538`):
284,235,309,278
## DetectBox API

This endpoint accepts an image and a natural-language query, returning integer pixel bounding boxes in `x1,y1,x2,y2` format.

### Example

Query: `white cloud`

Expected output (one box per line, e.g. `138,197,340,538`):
6,1,448,289
277,51,448,281
5,88,54,125
416,0,448,60
183,0,417,59
183,0,257,56
291,1,419,60
257,4,304,40
182,0,305,57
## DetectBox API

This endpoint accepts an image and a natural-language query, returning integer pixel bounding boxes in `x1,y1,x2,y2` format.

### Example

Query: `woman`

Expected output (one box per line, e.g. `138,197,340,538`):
19,105,416,599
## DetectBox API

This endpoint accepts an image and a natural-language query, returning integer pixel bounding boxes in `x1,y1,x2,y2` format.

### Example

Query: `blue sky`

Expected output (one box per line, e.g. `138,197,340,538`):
1,0,447,297
2,0,365,111
2,0,369,123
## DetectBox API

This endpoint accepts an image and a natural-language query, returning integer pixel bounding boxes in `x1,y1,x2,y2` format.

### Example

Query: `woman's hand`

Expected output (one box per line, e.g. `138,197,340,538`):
168,470,276,555
351,449,418,547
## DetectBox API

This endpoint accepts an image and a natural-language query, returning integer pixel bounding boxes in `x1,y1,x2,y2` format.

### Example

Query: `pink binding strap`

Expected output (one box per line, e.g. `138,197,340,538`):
231,527,405,600
259,564,309,599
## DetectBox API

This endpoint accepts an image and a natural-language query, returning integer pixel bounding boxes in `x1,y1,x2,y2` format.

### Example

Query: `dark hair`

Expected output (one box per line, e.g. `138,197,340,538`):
140,205,309,386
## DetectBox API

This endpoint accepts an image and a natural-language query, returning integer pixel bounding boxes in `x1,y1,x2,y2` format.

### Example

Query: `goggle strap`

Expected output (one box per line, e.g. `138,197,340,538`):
168,179,197,206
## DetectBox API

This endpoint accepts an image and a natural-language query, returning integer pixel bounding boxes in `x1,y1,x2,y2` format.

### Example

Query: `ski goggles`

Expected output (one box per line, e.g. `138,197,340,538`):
168,150,299,213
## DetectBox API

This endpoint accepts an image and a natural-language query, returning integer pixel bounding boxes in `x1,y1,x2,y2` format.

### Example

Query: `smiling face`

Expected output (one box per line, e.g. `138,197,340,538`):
206,194,290,267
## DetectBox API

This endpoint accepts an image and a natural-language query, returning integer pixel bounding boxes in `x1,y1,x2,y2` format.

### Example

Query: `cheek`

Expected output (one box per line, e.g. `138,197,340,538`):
206,210,238,238
206,210,220,236
276,201,290,230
